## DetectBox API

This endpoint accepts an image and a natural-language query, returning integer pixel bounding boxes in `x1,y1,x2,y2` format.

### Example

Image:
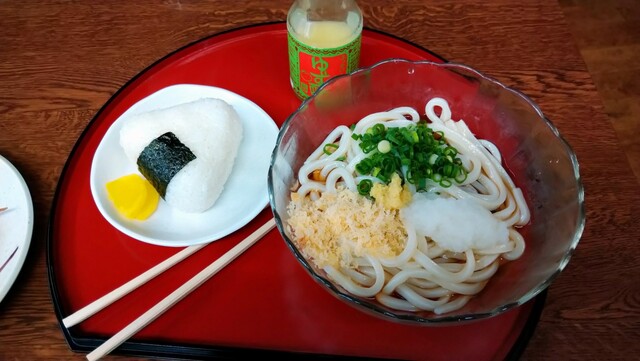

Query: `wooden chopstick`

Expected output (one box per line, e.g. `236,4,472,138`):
63,243,207,328
85,218,276,361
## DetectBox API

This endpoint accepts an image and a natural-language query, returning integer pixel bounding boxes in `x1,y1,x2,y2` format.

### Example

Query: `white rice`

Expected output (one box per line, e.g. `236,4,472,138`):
119,97,243,213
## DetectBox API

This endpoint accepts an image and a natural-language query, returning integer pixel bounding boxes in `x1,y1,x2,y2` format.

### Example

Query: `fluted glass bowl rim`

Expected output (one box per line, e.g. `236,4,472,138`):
267,58,586,324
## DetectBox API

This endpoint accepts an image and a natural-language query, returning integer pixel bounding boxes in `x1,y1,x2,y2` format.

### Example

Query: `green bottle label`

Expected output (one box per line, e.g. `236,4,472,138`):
288,32,361,99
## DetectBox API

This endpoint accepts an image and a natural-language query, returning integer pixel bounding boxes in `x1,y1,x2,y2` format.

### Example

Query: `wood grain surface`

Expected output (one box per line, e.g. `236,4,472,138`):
560,0,640,184
1,1,638,360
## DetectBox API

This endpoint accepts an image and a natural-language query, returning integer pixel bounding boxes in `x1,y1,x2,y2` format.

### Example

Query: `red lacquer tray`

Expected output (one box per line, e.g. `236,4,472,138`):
47,22,545,360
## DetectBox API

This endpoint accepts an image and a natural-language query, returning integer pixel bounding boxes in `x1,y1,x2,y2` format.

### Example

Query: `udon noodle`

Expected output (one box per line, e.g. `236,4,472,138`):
286,97,530,315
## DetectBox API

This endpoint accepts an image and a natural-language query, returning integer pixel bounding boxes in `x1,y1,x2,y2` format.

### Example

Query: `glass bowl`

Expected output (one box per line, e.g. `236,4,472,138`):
267,58,585,324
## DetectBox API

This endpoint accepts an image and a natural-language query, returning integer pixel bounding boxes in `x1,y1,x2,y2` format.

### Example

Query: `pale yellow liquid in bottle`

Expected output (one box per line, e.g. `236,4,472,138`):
291,20,359,49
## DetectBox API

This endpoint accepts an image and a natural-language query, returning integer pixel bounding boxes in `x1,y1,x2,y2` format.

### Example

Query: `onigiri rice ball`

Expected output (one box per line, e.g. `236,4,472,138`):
119,97,243,213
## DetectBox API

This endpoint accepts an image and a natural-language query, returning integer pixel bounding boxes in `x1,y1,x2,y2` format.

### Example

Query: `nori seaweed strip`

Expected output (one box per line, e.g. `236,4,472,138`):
137,132,196,198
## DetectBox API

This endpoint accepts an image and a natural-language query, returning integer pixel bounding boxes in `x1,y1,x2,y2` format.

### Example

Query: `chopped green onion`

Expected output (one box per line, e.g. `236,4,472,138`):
444,146,457,156
455,171,468,183
355,158,373,174
357,179,373,196
370,123,385,135
443,164,453,177
323,143,339,155
352,122,468,190
377,140,391,153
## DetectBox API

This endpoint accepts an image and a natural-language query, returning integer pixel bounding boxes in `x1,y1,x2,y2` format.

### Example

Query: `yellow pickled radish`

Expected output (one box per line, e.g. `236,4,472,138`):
106,174,159,220
133,182,160,220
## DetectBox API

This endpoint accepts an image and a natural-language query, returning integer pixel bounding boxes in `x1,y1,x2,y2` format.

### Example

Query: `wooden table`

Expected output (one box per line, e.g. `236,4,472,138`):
1,1,638,360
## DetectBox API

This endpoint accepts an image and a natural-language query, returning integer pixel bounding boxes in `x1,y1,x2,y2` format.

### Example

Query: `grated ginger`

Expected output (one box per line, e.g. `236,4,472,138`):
370,173,412,210
286,187,407,269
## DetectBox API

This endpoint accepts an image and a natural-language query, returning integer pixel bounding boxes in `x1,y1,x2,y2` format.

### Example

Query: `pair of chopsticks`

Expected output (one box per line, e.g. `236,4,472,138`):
63,218,276,361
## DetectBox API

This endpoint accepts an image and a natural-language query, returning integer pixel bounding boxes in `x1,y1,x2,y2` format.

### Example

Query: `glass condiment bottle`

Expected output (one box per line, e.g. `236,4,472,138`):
287,0,363,99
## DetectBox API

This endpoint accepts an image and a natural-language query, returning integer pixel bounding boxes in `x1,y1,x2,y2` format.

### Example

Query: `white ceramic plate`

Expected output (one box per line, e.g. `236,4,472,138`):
0,155,34,303
90,84,279,247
